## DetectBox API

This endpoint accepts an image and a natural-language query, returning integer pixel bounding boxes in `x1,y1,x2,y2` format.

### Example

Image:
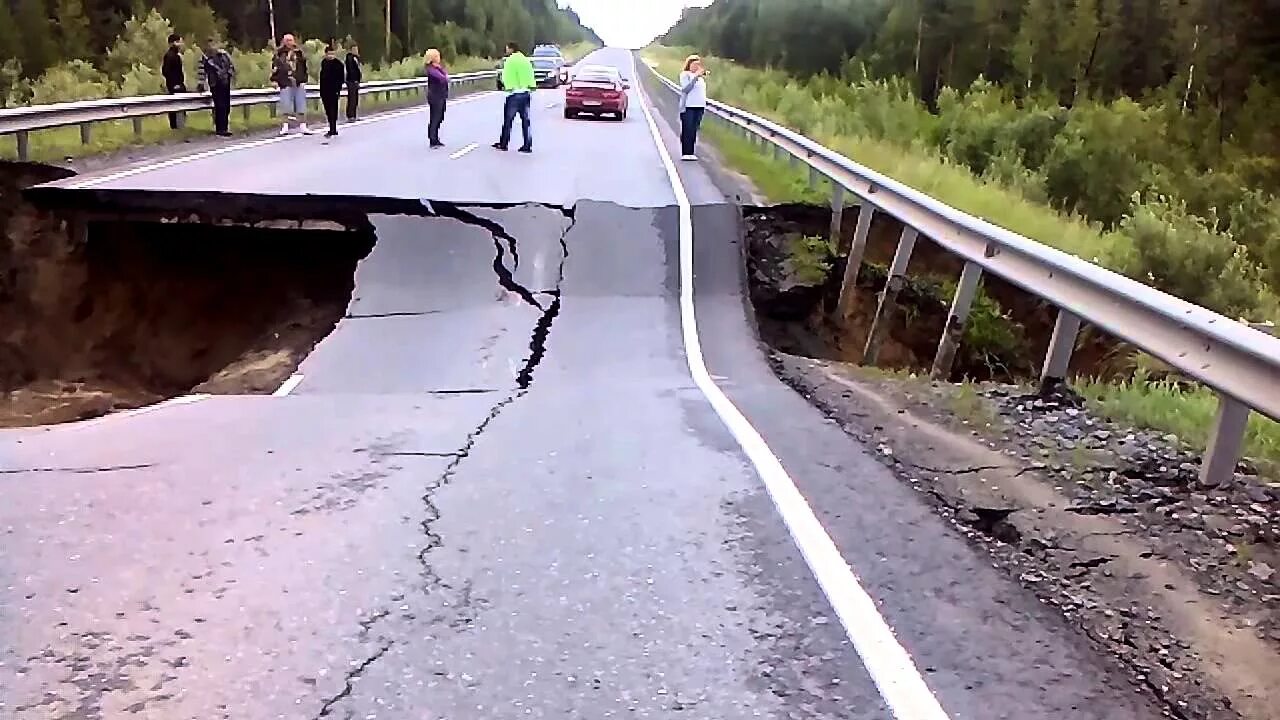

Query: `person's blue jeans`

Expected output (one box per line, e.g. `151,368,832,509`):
499,92,532,150
680,107,705,156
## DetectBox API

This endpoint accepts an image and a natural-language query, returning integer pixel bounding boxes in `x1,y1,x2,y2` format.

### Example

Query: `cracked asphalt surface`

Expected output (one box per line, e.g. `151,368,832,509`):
0,48,1173,719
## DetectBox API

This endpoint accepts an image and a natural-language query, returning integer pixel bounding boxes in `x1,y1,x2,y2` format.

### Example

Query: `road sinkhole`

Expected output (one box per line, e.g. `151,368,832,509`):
1,160,573,425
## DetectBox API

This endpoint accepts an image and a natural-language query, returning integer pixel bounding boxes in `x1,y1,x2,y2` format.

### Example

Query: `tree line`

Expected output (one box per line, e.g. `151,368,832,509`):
664,0,1279,137
663,1,1280,320
0,0,595,81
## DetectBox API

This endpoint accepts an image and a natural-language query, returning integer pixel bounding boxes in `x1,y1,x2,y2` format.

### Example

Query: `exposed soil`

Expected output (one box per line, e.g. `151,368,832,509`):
741,202,1280,719
747,203,1122,381
0,161,374,426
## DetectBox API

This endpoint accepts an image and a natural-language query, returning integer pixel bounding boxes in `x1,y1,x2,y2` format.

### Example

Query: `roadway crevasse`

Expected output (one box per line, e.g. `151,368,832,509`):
311,202,574,718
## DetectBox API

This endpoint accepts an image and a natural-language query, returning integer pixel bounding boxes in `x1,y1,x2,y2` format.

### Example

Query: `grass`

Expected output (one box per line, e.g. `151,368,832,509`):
1077,371,1280,480
2,76,490,163
645,46,1116,263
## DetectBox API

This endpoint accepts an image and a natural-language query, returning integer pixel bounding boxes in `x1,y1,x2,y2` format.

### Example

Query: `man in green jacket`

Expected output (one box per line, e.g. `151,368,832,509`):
493,42,535,153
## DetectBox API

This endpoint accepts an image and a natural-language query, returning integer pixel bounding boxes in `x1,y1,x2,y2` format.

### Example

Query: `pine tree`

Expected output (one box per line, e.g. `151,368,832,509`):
15,0,59,78
0,2,22,66
56,0,95,61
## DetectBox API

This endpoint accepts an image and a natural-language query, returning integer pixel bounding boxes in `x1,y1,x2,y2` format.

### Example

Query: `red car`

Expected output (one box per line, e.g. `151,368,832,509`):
564,65,630,121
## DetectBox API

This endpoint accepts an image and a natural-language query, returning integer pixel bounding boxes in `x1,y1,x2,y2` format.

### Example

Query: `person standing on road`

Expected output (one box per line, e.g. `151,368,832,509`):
272,34,314,135
678,54,709,161
425,48,449,148
162,33,186,130
197,37,236,138
319,44,345,138
492,42,534,154
345,44,363,121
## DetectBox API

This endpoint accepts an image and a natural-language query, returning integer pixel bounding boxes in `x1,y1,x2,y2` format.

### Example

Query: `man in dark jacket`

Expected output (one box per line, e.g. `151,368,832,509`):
162,33,186,130
197,37,236,137
318,44,345,138
271,34,313,135
344,45,363,121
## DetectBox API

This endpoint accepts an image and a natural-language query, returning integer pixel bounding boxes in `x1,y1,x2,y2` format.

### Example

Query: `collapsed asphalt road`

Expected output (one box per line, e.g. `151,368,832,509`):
0,47,1183,719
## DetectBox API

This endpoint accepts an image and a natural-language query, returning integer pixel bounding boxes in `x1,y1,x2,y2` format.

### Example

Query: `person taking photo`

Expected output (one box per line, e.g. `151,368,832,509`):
678,54,709,161
425,48,449,148
197,37,236,138
272,34,314,135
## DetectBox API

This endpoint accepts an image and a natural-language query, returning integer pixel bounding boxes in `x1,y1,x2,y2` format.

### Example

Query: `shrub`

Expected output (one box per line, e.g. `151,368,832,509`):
116,63,162,97
1041,99,1179,227
30,60,111,103
1109,196,1274,319
105,10,175,79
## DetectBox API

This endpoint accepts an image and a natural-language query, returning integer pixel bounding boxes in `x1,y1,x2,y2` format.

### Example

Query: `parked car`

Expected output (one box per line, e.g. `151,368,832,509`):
564,65,630,121
532,54,565,88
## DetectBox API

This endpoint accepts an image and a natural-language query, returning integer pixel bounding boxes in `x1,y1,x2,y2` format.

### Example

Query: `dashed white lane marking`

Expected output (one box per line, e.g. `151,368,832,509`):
66,92,498,189
449,142,479,160
631,55,953,720
272,374,305,397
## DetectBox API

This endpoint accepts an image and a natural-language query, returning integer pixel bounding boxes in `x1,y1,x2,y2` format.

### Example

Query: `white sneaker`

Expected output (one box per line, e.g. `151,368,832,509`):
279,123,290,135
300,124,316,135
681,154,698,161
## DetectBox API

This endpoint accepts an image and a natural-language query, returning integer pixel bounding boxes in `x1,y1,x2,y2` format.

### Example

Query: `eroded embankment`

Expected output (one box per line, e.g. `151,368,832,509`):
744,201,1280,720
746,202,1120,381
0,161,374,426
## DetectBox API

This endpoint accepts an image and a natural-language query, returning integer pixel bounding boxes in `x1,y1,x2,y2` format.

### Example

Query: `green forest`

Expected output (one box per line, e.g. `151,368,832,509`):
0,0,594,100
663,0,1280,323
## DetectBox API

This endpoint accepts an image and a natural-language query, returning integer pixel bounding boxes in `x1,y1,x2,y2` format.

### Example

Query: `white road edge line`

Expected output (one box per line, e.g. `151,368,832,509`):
43,393,211,433
632,55,953,720
272,374,305,397
448,142,479,160
67,91,497,189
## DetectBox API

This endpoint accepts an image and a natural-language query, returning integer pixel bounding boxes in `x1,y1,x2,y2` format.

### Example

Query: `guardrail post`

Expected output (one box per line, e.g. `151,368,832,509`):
863,227,919,366
269,103,277,118
79,123,91,145
931,261,984,379
15,131,29,161
829,184,845,251
242,105,251,123
1199,396,1250,487
808,166,820,191
835,203,876,319
1039,309,1082,392
1199,321,1274,486
131,117,143,139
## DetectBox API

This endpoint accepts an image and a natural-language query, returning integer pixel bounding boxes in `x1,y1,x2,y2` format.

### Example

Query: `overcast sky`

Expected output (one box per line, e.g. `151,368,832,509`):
561,1,715,49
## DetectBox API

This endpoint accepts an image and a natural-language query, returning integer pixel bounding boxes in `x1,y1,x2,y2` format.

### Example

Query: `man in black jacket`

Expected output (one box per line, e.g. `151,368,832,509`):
162,33,186,130
319,44,345,138
197,37,236,137
345,45,363,121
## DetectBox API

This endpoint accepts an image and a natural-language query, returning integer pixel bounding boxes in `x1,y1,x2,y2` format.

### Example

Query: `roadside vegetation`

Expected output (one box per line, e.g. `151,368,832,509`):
643,0,1280,474
1,1,595,160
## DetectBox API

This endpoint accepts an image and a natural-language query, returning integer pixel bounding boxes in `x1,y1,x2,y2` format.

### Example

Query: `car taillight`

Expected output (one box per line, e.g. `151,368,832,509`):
602,91,620,99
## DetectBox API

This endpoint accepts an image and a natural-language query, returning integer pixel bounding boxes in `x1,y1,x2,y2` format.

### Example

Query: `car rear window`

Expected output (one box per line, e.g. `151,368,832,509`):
573,78,617,89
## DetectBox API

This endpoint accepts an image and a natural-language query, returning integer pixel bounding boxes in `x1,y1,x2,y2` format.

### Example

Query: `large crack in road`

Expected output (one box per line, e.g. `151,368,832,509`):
313,203,574,719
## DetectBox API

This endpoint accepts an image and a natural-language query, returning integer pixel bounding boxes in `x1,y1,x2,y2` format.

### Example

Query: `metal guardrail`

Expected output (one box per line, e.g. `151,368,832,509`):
645,61,1280,486
0,71,499,160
